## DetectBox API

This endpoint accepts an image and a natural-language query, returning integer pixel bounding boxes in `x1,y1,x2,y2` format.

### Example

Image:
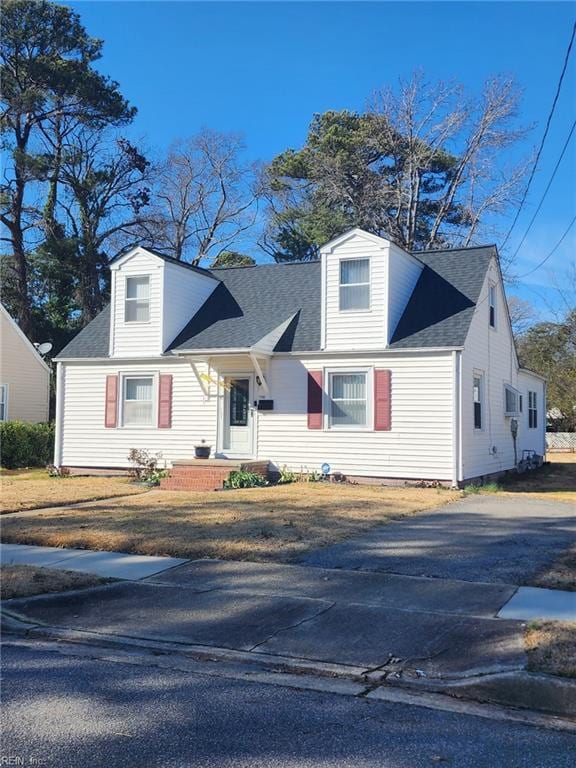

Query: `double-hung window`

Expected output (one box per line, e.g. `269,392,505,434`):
504,385,520,416
329,372,368,428
125,276,150,322
473,374,483,430
528,391,538,429
123,376,154,426
489,284,496,328
0,384,7,421
339,259,370,311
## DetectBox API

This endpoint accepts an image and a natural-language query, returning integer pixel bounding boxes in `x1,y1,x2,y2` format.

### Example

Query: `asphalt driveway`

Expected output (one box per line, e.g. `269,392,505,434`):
302,495,576,584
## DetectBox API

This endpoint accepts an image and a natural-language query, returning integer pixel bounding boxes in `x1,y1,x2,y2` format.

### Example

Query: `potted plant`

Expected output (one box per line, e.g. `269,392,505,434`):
194,439,211,459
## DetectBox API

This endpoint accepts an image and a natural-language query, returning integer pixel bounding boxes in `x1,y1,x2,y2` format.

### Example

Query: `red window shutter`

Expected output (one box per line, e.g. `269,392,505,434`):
158,374,173,428
105,375,118,428
374,369,392,431
307,370,323,429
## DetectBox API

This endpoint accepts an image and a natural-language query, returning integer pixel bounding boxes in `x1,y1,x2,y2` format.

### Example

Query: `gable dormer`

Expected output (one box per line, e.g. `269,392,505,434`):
320,229,423,351
108,247,219,357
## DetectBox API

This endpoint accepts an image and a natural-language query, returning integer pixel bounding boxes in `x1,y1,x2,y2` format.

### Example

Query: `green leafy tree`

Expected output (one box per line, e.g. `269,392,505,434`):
517,310,576,432
211,250,256,268
0,0,135,333
263,74,528,262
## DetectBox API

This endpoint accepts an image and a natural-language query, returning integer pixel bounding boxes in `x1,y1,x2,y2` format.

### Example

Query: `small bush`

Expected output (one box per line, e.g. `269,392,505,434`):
224,470,268,489
278,465,297,484
0,421,55,469
127,448,168,485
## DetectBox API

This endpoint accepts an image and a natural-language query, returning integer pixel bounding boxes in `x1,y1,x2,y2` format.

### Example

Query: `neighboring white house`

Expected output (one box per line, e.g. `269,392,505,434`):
0,304,51,423
53,229,546,486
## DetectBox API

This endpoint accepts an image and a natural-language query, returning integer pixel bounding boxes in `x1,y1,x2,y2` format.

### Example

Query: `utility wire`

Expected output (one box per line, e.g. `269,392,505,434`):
511,117,576,259
515,214,576,279
501,20,576,249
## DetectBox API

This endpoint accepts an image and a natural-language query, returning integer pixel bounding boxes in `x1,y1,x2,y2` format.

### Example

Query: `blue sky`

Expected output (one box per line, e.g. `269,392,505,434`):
71,1,575,318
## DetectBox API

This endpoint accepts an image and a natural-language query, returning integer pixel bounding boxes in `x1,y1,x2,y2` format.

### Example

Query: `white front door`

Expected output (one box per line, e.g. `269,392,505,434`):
222,376,254,457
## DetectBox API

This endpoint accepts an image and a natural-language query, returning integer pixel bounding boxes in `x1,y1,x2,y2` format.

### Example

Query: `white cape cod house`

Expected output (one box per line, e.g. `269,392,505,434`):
53,228,545,488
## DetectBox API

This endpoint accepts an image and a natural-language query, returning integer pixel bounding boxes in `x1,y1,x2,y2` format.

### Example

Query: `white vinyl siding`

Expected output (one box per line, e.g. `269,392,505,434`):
0,306,50,423
122,376,154,426
339,259,370,311
328,371,368,428
161,262,218,350
460,262,545,480
125,276,150,323
111,252,163,357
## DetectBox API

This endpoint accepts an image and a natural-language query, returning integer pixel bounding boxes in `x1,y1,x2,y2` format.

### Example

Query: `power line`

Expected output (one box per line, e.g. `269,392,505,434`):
501,20,576,249
511,117,576,259
516,214,576,279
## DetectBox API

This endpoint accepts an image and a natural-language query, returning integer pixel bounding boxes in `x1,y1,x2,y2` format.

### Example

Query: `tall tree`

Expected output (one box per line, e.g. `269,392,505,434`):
263,73,528,262
0,0,134,333
57,130,151,321
144,130,259,264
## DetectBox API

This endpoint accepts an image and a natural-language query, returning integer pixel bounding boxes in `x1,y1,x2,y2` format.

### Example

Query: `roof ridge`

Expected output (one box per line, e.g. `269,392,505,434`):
211,260,319,271
413,244,497,255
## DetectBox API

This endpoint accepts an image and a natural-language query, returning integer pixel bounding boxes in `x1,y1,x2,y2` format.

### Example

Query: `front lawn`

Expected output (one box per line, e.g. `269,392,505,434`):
525,621,576,679
0,565,108,600
0,483,460,562
0,469,149,514
529,544,576,592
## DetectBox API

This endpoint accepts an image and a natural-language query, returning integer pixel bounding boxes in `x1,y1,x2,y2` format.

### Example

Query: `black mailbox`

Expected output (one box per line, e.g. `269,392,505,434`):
256,399,274,411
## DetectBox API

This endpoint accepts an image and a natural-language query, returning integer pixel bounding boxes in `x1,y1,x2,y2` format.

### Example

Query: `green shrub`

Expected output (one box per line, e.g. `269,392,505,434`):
278,465,297,484
224,470,268,489
0,421,55,469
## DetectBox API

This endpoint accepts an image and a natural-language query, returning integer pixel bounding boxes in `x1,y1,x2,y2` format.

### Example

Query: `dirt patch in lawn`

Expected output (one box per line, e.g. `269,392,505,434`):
528,545,576,592
525,621,576,679
0,565,109,600
0,470,148,514
0,483,460,562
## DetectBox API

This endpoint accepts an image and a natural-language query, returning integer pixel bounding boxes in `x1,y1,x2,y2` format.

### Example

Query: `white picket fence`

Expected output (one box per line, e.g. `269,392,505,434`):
546,432,576,452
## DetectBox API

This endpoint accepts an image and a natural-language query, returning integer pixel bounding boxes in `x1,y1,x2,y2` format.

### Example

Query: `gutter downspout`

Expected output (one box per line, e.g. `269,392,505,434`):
53,362,64,468
452,350,461,489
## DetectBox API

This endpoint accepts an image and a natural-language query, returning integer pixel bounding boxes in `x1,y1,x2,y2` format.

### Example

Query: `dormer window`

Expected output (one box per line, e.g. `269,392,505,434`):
339,258,370,311
125,276,150,323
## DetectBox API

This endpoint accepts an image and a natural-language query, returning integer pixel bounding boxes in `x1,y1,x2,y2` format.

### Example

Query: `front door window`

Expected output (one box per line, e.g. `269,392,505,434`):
229,379,249,427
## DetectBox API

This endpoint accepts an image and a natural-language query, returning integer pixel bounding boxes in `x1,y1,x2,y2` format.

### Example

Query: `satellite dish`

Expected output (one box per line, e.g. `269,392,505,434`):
36,342,53,355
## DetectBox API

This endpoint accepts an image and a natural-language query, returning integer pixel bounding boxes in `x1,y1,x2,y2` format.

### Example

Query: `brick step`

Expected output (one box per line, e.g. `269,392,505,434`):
160,460,269,492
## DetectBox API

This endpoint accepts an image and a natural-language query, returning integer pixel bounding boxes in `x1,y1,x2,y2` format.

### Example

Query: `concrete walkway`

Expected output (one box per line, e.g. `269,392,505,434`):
0,543,188,580
301,495,576,585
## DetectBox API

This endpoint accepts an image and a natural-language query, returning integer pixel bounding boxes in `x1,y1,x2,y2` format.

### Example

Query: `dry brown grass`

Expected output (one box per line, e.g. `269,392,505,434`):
525,621,576,678
0,482,460,562
496,452,576,503
0,565,107,600
0,470,148,514
529,545,576,592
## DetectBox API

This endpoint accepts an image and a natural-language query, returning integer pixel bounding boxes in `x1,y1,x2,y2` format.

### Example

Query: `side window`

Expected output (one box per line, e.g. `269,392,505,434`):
473,374,483,430
122,376,154,426
489,284,496,329
528,391,538,429
339,259,370,311
329,372,368,428
125,276,150,322
0,384,7,421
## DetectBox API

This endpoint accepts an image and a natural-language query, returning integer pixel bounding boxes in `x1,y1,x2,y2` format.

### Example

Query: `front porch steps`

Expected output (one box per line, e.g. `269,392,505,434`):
160,459,269,492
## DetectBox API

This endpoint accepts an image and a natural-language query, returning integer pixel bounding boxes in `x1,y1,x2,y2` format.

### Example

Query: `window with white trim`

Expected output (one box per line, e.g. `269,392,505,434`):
489,284,496,328
473,374,483,430
125,276,150,322
528,391,538,429
519,394,523,413
122,376,154,426
0,384,7,421
339,258,370,311
504,385,520,416
329,372,368,428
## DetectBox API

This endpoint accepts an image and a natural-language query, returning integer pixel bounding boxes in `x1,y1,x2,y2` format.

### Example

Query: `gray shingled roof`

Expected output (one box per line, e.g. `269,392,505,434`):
169,261,320,352
389,246,494,348
56,245,495,359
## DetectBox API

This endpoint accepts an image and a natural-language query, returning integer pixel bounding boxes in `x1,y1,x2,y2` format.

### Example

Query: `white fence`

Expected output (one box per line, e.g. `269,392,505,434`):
546,432,576,452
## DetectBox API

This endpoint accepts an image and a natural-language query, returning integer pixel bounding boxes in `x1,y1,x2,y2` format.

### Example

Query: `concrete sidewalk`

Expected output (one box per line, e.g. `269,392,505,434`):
3,560,526,679
0,543,188,580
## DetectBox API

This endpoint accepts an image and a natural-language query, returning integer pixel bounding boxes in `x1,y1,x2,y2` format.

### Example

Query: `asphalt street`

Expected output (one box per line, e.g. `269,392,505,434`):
2,644,575,768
